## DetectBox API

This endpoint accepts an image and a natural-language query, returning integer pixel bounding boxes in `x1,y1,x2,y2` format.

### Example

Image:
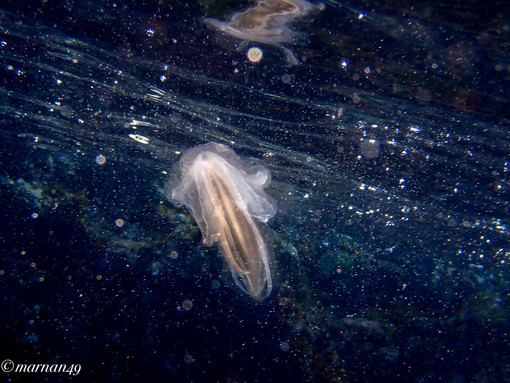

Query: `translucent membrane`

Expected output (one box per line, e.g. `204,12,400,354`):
168,143,276,300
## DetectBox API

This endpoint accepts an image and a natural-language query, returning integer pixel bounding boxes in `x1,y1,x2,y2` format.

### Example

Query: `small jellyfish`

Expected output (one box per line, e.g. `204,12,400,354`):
95,154,106,165
182,299,193,311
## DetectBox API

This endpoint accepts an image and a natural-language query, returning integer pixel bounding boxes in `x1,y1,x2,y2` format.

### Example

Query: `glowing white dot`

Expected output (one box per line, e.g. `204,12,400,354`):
247,47,263,63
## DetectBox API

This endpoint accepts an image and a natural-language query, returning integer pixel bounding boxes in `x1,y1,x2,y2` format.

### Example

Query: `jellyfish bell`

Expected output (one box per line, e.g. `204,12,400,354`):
167,143,277,300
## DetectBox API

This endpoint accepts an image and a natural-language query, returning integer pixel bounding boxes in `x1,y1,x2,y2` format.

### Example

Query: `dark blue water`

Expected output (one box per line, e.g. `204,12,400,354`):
0,1,508,382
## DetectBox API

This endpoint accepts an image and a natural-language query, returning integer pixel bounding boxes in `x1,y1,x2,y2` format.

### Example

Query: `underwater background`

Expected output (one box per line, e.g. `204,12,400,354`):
0,0,508,382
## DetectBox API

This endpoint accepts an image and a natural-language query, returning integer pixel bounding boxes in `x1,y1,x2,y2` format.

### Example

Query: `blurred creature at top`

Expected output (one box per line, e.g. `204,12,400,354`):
204,0,324,65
